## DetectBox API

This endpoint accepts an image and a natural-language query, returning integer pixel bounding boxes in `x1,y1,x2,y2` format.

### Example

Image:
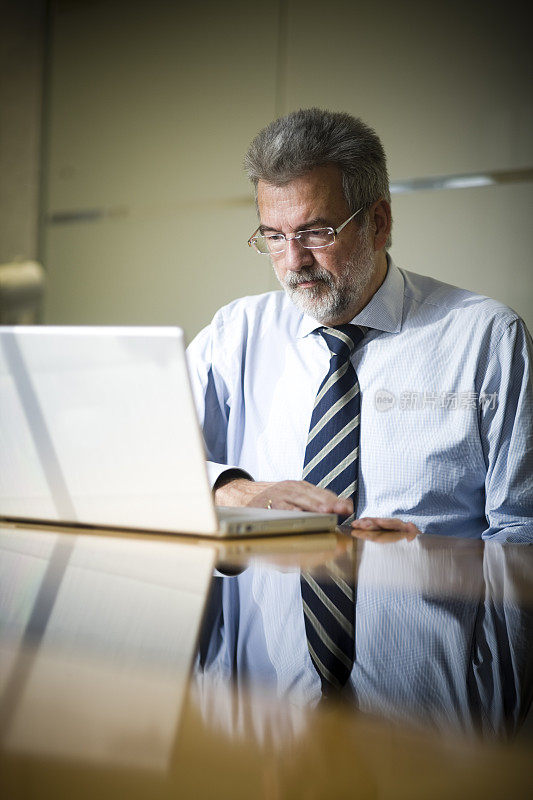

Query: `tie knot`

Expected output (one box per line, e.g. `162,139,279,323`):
320,325,364,358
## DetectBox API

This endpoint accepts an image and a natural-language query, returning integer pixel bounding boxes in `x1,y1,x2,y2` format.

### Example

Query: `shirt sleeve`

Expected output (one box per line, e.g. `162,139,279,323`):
470,544,533,735
186,319,253,489
479,318,533,543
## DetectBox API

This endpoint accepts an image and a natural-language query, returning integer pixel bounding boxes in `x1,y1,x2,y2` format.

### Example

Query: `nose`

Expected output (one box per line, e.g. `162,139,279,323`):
283,236,314,271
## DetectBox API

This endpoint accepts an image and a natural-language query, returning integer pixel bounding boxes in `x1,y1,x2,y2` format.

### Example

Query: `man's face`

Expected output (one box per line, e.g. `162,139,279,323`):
257,164,380,325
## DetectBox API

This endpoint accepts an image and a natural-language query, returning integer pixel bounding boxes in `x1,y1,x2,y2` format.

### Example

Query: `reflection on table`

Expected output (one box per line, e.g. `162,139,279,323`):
0,523,215,770
0,520,532,799
197,532,533,740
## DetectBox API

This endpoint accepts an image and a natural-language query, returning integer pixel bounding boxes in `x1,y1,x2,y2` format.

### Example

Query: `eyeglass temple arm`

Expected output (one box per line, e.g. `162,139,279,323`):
248,227,260,247
335,207,363,235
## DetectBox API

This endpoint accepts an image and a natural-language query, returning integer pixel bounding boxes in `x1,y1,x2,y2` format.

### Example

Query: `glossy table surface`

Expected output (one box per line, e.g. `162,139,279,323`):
1,520,532,799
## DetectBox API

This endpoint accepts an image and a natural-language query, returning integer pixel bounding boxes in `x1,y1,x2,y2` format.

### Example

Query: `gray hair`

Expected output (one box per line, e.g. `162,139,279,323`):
244,108,392,247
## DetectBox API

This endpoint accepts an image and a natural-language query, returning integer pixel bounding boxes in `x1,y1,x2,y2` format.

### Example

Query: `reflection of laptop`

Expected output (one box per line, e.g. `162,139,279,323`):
0,524,216,769
0,326,336,537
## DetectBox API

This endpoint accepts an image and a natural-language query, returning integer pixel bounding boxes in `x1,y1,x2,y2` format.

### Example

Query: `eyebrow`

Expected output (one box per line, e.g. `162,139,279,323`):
258,217,333,235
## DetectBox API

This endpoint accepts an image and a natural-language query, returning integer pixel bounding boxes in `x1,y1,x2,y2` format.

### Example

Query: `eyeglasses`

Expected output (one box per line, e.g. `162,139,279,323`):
247,207,363,255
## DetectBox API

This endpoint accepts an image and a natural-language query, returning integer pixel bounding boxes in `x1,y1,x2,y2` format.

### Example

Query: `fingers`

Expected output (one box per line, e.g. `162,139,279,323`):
244,480,353,515
283,482,352,515
350,517,420,542
293,483,353,515
352,517,412,531
272,500,301,511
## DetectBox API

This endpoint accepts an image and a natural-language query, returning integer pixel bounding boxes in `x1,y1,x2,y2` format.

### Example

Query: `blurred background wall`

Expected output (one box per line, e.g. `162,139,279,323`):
2,0,532,340
1,0,45,266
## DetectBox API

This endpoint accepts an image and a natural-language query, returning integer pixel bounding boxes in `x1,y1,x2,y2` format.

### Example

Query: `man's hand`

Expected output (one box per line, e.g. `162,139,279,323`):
214,477,353,516
350,516,420,542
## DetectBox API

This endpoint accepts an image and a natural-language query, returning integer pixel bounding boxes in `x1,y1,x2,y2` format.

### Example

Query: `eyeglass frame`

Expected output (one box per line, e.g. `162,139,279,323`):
247,207,363,255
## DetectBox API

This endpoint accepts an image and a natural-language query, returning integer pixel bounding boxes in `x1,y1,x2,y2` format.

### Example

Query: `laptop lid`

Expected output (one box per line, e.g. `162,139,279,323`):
0,326,220,534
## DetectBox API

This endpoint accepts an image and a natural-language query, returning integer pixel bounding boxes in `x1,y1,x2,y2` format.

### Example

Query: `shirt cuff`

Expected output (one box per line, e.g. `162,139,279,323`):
206,462,254,490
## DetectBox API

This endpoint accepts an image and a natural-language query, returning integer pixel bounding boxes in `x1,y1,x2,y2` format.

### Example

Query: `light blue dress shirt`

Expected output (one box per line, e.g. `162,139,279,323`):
187,259,533,542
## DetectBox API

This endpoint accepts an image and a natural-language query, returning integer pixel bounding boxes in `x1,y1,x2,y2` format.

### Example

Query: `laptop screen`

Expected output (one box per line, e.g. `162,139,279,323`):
0,326,218,534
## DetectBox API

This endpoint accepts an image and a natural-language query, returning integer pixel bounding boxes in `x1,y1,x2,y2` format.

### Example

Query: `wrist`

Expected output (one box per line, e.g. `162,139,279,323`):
214,473,254,506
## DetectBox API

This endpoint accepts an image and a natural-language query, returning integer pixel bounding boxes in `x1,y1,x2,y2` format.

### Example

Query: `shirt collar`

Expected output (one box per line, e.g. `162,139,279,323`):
296,257,405,339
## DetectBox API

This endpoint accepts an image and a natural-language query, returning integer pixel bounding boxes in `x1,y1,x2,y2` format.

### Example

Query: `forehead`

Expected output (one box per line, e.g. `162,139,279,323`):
257,164,348,229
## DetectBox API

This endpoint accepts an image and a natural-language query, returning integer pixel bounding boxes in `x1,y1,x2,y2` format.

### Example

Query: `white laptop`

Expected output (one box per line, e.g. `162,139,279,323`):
0,326,337,537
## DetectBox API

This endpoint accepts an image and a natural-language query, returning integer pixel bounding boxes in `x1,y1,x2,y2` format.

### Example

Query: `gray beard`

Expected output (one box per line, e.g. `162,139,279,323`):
274,235,376,324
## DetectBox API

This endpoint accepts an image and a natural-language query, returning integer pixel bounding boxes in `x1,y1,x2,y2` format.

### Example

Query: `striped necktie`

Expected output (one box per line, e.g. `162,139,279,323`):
301,324,364,694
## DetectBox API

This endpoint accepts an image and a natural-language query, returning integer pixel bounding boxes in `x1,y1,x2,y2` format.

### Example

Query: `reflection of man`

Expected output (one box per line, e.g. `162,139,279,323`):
187,108,533,541
196,537,533,735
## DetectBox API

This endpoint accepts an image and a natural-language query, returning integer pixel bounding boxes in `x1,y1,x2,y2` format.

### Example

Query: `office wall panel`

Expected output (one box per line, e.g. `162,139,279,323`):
46,1,278,209
0,0,45,263
44,202,271,338
389,183,533,329
43,0,279,333
282,0,532,179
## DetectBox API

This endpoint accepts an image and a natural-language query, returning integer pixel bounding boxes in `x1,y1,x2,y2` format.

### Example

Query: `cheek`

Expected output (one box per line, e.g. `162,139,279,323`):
316,251,345,278
271,260,286,282
310,249,333,269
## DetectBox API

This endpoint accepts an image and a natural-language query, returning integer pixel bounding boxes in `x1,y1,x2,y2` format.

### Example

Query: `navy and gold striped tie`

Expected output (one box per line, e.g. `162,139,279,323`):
301,324,364,693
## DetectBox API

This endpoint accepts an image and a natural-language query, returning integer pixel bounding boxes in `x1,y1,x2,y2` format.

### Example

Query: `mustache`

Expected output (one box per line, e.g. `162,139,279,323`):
283,267,334,288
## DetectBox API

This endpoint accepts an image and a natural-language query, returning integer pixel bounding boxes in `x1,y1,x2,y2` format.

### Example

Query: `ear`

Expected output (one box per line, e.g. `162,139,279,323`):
370,200,392,251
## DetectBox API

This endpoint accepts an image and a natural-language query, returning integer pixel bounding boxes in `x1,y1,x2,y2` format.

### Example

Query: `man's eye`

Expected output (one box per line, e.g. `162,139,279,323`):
267,234,284,242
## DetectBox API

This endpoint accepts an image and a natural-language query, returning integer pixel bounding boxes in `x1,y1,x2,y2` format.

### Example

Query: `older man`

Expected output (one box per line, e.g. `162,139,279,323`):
187,108,532,542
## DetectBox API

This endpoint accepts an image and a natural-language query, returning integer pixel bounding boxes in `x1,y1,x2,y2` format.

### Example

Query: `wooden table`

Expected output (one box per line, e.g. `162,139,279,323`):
1,520,532,799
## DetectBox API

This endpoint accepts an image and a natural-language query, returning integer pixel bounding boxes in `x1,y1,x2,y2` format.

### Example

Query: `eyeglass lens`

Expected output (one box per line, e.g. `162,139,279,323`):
254,229,335,254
